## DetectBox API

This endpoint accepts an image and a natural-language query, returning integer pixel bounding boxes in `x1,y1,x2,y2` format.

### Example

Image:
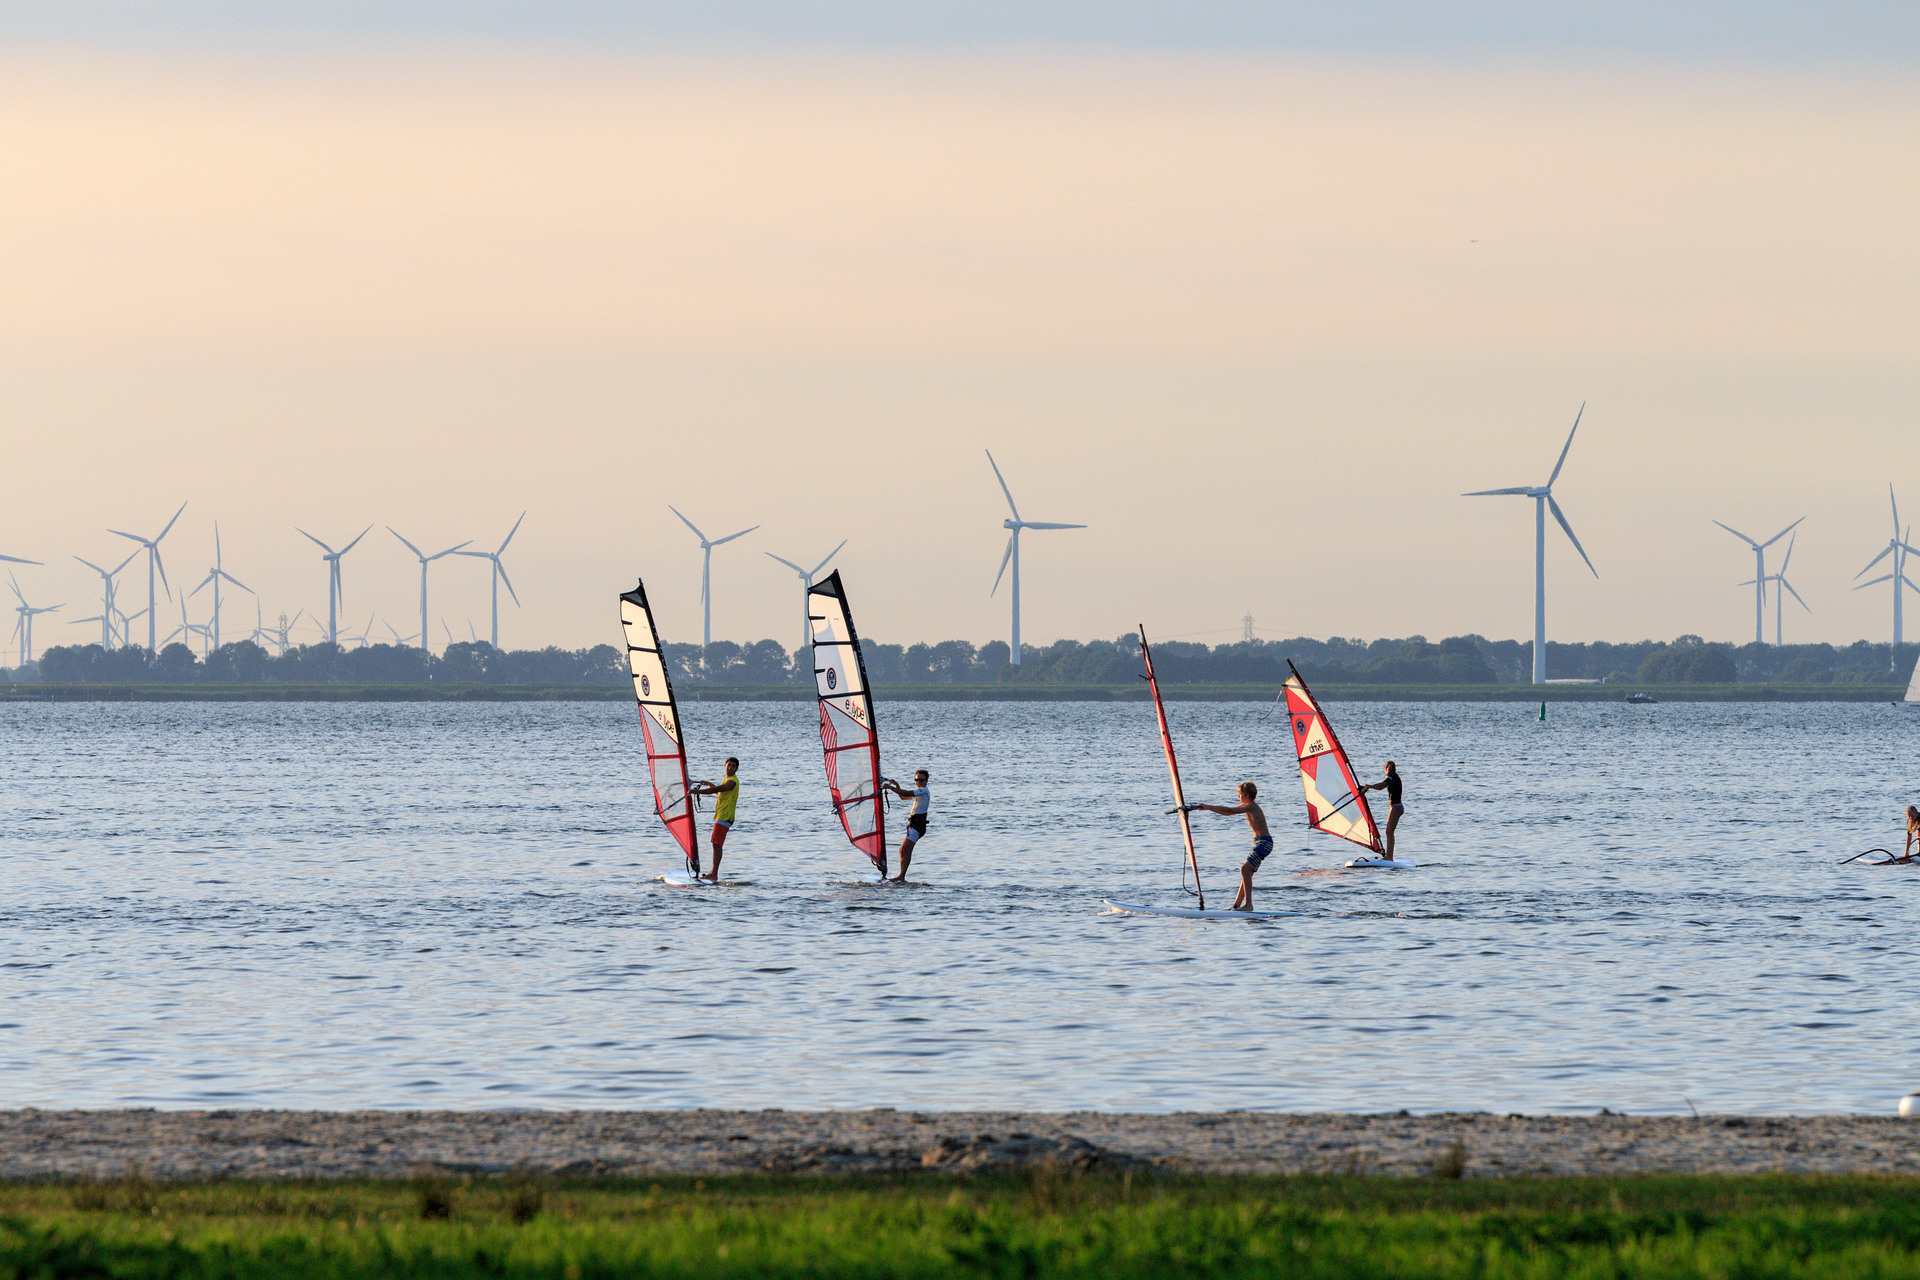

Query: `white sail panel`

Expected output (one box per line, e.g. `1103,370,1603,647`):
1283,663,1383,853
808,570,885,870
619,580,697,867
1906,652,1920,704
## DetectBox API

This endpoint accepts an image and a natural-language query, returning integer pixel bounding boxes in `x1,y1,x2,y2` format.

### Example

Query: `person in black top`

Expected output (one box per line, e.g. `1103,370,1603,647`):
1356,761,1404,861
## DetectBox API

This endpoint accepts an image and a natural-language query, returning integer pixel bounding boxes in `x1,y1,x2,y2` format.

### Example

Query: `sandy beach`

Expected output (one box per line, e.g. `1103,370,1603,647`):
4,1109,1919,1181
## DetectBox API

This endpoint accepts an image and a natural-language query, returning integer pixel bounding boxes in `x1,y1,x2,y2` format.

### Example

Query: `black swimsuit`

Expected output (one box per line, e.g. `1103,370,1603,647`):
1384,774,1403,808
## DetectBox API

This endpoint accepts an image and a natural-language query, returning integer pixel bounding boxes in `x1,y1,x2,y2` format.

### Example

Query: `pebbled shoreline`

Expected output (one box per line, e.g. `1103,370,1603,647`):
5,1110,1920,1181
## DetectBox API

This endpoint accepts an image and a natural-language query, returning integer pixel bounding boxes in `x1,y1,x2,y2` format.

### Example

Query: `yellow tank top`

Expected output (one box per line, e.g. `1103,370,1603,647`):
714,776,740,823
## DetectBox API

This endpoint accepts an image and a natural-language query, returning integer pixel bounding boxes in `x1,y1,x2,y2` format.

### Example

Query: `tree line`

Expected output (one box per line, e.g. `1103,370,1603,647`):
12,633,1915,687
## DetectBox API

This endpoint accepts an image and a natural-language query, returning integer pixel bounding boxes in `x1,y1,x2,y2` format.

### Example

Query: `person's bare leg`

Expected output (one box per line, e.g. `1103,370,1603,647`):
707,845,724,882
893,840,913,882
1383,809,1400,860
1230,862,1254,911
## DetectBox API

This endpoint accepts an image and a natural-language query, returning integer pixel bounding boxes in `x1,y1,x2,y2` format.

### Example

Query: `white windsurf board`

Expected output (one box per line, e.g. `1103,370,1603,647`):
1343,857,1415,869
1103,899,1298,920
657,871,751,887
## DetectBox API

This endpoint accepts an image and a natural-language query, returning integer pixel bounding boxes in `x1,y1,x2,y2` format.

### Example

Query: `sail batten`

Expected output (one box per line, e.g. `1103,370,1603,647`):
619,578,698,870
1140,626,1204,908
808,571,887,871
1284,660,1384,853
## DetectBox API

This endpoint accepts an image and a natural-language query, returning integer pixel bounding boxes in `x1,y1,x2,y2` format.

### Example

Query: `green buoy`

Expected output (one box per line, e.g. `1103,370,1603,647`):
1538,700,1547,721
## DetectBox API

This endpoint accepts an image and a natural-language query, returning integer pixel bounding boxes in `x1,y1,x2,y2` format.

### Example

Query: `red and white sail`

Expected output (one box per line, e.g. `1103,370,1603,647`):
1283,661,1383,853
619,578,698,870
1140,626,1205,908
808,570,886,871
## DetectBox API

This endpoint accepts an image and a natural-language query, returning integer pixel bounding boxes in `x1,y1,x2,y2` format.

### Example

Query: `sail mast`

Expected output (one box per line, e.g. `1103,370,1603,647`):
808,571,887,871
618,578,699,872
1140,626,1204,909
1283,659,1384,853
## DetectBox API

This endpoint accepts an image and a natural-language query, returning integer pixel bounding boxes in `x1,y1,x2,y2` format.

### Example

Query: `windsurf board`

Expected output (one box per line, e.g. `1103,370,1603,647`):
1103,899,1298,919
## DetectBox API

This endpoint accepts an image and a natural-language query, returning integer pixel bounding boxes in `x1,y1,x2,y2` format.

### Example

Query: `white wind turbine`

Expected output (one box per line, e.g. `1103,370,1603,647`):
455,513,525,651
1713,515,1805,646
109,501,187,655
384,620,422,646
8,575,60,667
986,451,1085,667
73,550,141,650
1739,531,1811,647
1462,405,1598,684
766,540,847,659
190,523,253,651
668,507,757,649
1853,485,1920,647
295,525,372,646
165,596,211,655
390,528,470,654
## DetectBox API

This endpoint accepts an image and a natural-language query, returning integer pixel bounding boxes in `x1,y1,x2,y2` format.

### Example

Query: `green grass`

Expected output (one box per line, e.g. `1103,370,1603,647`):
10,1170,1920,1277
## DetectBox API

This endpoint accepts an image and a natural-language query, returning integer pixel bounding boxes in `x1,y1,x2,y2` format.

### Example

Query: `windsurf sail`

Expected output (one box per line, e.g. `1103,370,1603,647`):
1906,653,1920,705
1140,626,1204,909
808,570,886,872
619,577,698,872
1282,660,1384,854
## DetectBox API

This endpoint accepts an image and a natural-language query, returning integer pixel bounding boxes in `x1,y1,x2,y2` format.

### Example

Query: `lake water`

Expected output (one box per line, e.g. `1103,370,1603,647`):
1,698,1916,1116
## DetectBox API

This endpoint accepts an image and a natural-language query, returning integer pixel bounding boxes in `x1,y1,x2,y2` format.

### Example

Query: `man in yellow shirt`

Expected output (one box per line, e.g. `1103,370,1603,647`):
690,757,740,882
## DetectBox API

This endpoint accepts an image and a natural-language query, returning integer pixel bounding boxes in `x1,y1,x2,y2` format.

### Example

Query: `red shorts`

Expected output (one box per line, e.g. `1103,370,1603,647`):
711,820,732,848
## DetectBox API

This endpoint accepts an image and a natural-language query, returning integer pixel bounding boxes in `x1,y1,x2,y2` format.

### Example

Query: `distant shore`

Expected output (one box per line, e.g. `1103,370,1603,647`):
7,1108,1920,1180
0,681,1903,703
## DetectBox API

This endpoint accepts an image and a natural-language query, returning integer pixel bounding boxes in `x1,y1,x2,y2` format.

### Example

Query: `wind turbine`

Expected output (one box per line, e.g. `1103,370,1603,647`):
165,596,211,655
384,620,422,646
456,513,525,650
389,528,470,654
190,523,253,650
1854,485,1920,647
109,501,187,655
1462,405,1598,684
986,451,1085,667
294,525,372,646
347,613,375,649
766,540,847,658
1739,532,1811,647
1714,516,1805,645
668,507,756,649
73,550,141,650
8,576,60,666
268,610,304,656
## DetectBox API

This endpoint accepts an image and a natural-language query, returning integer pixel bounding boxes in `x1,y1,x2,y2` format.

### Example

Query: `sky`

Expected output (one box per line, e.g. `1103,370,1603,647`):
2,5,1916,656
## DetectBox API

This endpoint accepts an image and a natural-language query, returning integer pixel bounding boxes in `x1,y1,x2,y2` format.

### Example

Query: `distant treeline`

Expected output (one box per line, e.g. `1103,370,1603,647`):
13,632,1915,687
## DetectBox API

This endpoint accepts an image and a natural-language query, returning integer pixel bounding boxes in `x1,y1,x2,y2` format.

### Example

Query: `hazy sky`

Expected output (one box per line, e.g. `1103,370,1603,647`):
2,9,1916,655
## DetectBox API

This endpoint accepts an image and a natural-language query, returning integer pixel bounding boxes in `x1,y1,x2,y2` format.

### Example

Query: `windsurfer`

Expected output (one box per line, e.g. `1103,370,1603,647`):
689,758,740,881
1192,782,1271,911
1900,805,1920,863
882,770,931,882
1355,762,1403,860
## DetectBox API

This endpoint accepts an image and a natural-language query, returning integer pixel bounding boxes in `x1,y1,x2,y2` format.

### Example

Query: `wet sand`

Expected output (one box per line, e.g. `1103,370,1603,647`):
5,1109,1920,1181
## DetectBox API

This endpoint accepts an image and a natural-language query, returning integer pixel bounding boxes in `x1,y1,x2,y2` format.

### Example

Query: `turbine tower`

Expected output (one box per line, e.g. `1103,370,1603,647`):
73,550,140,649
1462,404,1598,684
1739,532,1810,647
766,540,847,658
8,575,60,667
668,507,756,648
456,513,526,650
109,501,187,655
986,451,1085,667
1713,516,1804,645
390,528,470,653
295,525,372,646
1854,485,1920,647
190,523,254,650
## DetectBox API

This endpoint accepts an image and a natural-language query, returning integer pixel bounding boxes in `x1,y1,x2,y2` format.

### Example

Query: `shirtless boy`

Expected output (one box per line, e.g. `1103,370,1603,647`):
688,757,740,881
1192,782,1271,912
881,770,931,882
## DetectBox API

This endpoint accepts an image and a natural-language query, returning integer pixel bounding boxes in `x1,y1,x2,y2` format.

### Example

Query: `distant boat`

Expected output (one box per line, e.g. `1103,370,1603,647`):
1625,692,1657,705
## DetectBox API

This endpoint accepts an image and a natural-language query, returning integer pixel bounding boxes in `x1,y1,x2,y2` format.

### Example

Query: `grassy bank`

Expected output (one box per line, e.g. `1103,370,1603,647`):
1,681,1905,703
8,1170,1920,1277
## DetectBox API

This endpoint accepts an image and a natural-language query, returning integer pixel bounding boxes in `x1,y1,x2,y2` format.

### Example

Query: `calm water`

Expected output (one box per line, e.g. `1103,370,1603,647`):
1,698,1916,1115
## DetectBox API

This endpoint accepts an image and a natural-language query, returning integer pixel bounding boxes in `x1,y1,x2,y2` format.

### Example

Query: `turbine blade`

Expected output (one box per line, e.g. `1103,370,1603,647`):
1778,532,1796,572
107,528,145,545
1856,545,1893,578
765,552,806,574
985,450,1021,521
1780,577,1811,612
1548,495,1597,577
190,572,214,597
497,511,526,555
991,532,1015,596
1711,520,1759,547
668,505,707,541
154,549,171,599
0,553,40,565
1855,573,1895,589
73,556,106,575
7,576,25,607
388,527,426,560
710,525,758,547
1893,483,1901,536
339,525,372,556
112,549,140,575
1021,522,1085,530
296,528,336,555
222,572,254,594
1546,402,1584,487
810,539,848,577
495,561,521,607
428,541,472,560
214,523,222,566
1758,515,1805,550
155,501,187,543
1461,487,1531,497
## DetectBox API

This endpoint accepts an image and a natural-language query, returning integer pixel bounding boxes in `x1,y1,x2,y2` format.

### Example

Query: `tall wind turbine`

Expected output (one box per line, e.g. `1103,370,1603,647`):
8,575,60,667
1739,531,1811,647
455,513,525,650
1461,405,1598,684
668,507,756,648
390,528,470,654
986,451,1085,667
190,523,253,650
73,550,140,649
109,501,187,655
1854,485,1920,647
1714,516,1804,645
295,525,372,646
766,540,847,658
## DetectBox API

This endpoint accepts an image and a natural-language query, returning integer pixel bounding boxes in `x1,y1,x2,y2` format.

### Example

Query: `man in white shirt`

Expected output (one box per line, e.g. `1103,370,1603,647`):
882,769,931,883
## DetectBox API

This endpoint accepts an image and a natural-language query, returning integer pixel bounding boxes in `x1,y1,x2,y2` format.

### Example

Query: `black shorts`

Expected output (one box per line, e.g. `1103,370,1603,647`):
905,813,929,842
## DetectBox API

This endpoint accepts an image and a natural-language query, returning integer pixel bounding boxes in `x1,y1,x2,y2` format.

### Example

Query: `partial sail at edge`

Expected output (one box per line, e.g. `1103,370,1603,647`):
1140,625,1204,909
1906,652,1920,705
619,578,698,870
1283,660,1384,853
808,570,886,871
